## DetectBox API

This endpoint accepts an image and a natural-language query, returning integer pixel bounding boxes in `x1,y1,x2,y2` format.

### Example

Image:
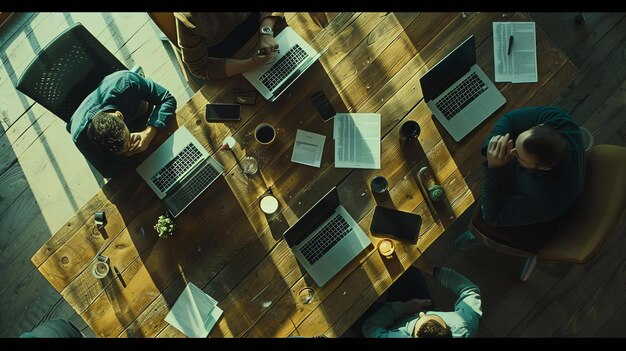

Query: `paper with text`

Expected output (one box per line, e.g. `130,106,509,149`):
334,113,381,169
291,129,326,167
164,282,223,338
493,22,538,83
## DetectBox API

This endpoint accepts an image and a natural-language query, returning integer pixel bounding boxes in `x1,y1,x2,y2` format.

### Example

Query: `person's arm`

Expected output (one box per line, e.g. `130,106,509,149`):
126,72,176,130
224,12,285,77
175,15,229,80
435,267,482,337
362,301,406,338
119,72,176,155
259,12,284,29
481,107,553,156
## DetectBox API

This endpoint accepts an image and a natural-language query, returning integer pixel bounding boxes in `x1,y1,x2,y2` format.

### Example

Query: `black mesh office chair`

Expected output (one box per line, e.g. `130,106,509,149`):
15,22,130,123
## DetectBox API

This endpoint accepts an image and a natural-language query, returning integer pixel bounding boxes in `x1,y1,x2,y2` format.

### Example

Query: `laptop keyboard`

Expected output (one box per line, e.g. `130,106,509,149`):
165,159,221,216
151,143,202,193
259,44,308,91
300,213,351,265
435,72,488,120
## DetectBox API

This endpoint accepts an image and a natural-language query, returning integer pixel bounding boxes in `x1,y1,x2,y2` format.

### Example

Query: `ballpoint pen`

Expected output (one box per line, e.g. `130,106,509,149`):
507,35,514,55
114,266,126,287
256,48,280,56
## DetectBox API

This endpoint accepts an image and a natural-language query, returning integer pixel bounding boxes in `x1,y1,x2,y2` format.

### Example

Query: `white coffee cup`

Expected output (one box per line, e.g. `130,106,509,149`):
260,194,279,215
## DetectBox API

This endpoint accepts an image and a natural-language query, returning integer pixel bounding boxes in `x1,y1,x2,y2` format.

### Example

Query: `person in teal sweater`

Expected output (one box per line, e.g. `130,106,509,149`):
68,70,177,178
456,106,585,251
362,264,482,338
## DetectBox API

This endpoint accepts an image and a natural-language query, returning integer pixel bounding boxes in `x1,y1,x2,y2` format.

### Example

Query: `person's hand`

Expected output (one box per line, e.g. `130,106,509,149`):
486,133,514,168
123,126,157,156
258,34,279,57
403,298,433,314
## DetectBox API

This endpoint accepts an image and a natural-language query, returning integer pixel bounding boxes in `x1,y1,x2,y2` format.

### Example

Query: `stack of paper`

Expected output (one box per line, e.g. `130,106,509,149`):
333,113,381,169
291,129,326,168
164,282,223,338
493,22,538,83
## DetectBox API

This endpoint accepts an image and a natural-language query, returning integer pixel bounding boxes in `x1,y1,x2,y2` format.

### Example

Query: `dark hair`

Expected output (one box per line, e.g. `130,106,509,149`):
415,320,452,338
523,124,566,167
87,111,126,154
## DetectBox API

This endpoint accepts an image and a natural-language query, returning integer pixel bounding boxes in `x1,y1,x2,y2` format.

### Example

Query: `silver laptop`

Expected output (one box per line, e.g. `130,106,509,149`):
136,126,224,218
419,35,506,141
283,187,372,287
243,27,321,102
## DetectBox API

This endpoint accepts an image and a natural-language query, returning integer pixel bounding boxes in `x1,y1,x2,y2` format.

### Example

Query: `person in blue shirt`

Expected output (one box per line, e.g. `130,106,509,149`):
67,70,177,178
455,106,585,252
20,319,84,338
358,262,482,338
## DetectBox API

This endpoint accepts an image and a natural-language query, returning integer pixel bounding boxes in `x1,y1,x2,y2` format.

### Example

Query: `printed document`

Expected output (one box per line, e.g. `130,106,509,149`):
291,129,325,167
164,282,223,338
334,113,381,169
493,22,538,83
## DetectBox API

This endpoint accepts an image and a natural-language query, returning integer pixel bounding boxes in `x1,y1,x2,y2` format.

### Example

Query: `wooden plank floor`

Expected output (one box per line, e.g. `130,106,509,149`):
0,12,624,338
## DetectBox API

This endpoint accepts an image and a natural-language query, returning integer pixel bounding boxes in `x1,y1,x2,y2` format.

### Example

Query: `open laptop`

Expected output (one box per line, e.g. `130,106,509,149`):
419,35,506,141
283,187,372,287
243,27,321,102
136,126,224,218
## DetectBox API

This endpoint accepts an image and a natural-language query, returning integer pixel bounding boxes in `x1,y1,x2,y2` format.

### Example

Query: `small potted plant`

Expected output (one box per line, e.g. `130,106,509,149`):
154,214,176,238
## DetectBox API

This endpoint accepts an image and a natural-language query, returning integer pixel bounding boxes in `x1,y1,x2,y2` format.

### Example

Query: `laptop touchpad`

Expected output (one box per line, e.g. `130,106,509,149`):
329,244,351,261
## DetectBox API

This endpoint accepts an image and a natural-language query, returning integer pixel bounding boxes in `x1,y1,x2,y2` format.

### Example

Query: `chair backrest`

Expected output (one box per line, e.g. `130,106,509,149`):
15,23,127,123
148,12,177,45
539,144,626,263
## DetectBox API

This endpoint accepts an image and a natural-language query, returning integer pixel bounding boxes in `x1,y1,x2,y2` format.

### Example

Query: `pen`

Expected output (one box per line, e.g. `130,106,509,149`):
256,48,280,56
507,35,514,55
114,266,126,287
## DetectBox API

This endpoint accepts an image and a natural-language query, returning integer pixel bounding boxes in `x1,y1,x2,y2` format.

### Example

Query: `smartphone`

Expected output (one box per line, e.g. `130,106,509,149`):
310,90,336,122
205,103,241,122
369,206,422,244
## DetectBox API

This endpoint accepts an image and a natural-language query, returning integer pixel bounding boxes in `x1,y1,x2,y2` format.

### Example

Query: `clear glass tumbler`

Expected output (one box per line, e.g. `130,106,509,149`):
241,156,258,175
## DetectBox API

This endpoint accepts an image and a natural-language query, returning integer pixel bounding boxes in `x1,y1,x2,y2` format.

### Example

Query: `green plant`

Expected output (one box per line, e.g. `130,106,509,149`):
154,215,176,238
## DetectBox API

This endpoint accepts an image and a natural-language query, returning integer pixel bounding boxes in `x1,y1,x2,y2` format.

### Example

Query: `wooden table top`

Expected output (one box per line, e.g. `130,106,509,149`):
32,12,577,338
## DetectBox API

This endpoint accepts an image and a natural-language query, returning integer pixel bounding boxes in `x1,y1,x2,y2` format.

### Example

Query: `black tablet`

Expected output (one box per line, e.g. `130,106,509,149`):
370,206,422,244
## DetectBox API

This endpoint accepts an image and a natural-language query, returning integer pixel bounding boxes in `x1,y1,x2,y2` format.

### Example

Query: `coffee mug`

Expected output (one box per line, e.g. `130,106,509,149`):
371,175,388,194
255,123,284,145
400,120,420,148
92,256,110,279
377,238,395,259
260,194,279,215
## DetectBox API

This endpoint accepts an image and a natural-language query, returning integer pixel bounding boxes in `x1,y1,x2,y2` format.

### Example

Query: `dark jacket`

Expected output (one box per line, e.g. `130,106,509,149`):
480,106,585,226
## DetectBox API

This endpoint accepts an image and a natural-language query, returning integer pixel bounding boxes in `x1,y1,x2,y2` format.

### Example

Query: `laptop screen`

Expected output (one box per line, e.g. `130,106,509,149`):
283,187,340,246
420,35,477,101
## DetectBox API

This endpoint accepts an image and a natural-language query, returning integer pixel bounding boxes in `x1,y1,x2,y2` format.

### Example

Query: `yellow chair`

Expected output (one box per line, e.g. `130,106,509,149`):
469,144,626,281
147,12,202,91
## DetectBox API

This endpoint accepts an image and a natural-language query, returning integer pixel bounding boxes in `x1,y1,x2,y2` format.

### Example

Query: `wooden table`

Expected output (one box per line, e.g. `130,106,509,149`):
32,12,577,337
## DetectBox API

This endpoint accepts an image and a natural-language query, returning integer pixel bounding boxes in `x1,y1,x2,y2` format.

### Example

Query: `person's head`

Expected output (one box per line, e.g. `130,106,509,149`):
87,111,130,154
412,312,452,338
509,124,566,170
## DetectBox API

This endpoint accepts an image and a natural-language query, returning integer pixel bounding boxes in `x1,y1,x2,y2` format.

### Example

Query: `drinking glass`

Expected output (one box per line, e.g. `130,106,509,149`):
298,287,315,304
241,156,258,175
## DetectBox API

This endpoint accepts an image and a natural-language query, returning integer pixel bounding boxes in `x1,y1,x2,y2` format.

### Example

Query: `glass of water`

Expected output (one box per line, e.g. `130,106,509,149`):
298,287,315,304
241,156,258,175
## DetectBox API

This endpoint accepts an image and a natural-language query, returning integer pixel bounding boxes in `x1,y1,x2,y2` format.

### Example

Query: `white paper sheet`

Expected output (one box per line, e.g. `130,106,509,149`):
334,113,381,169
493,22,538,83
164,282,223,338
291,129,326,168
